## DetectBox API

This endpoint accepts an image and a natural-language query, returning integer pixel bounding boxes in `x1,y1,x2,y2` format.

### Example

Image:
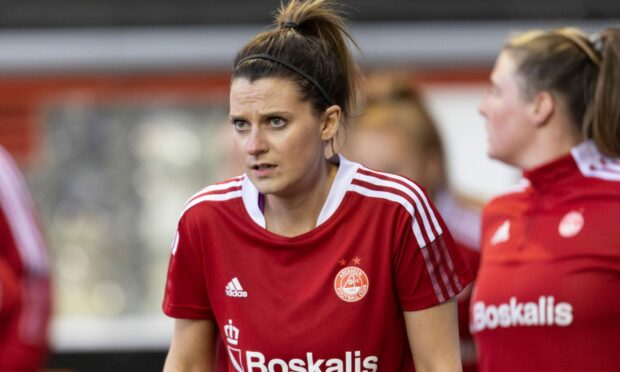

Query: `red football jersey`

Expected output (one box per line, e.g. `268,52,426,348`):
0,146,51,371
164,155,472,372
472,141,620,372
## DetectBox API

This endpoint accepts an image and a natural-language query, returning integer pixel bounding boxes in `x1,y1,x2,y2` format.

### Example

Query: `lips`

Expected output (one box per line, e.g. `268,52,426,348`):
251,163,276,170
250,163,277,177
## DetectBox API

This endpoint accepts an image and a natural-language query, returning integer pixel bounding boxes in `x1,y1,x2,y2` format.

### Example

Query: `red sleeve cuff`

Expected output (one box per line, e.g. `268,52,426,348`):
400,268,473,312
163,302,215,320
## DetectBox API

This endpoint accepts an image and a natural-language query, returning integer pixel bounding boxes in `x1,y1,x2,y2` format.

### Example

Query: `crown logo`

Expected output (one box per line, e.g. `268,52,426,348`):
224,319,240,345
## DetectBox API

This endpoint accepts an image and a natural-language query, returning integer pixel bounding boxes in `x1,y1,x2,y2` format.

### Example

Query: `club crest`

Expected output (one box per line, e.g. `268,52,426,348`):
334,266,369,302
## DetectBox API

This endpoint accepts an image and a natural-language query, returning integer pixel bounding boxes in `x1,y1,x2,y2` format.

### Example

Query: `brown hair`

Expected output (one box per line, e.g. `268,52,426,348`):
232,0,361,125
504,27,620,157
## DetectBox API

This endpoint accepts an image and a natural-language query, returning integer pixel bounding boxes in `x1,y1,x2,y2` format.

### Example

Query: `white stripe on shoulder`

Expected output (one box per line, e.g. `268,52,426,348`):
186,177,244,205
182,189,242,217
430,240,455,298
177,177,244,218
354,171,440,241
0,147,49,274
172,177,244,254
419,246,445,303
348,184,427,248
572,140,620,181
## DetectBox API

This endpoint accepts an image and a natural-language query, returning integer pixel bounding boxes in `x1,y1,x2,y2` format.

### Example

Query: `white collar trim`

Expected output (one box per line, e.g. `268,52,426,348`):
240,154,360,229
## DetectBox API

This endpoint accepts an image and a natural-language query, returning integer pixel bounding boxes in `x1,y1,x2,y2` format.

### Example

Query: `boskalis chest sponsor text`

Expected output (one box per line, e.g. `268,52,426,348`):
472,295,573,332
224,319,379,372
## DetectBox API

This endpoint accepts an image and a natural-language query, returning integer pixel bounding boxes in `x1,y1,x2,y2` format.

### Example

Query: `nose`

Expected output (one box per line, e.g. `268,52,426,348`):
246,126,268,156
478,94,488,118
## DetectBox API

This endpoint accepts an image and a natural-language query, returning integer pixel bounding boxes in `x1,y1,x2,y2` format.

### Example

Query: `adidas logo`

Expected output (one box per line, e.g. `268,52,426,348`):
225,277,248,298
490,220,510,245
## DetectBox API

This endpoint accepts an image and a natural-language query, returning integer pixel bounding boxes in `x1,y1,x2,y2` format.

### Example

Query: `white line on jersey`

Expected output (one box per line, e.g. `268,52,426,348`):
354,171,441,242
358,168,443,235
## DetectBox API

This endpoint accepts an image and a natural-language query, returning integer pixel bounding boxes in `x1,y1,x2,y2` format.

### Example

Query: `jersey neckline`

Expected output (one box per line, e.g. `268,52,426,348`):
516,140,620,193
240,154,361,239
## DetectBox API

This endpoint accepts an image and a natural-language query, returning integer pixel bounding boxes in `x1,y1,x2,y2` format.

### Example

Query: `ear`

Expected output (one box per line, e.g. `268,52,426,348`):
528,91,554,127
320,105,342,141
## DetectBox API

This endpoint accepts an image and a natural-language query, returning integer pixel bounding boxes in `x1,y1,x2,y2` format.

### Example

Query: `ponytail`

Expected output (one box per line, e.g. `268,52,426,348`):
590,28,620,157
233,0,361,124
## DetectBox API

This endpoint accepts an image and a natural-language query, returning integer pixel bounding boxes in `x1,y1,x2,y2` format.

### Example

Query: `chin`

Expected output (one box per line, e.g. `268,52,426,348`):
249,176,281,195
488,149,520,168
488,149,506,164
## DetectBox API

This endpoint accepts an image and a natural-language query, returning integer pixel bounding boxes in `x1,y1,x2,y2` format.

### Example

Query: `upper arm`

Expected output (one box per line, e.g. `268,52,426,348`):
404,299,462,372
164,318,218,372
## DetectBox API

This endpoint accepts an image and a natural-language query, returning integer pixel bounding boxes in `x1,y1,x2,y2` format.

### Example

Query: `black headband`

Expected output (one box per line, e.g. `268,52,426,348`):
236,54,333,105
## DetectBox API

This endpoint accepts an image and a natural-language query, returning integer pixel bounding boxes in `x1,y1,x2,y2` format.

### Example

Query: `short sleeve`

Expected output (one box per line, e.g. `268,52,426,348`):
162,215,214,319
394,195,473,312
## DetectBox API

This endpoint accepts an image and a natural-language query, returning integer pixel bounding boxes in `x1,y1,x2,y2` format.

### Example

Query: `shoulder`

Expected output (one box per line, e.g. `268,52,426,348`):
349,166,433,212
348,166,444,236
179,175,245,221
484,178,530,210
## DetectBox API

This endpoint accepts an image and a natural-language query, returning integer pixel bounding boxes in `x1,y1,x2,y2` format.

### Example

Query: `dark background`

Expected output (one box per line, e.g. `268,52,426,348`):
0,0,618,28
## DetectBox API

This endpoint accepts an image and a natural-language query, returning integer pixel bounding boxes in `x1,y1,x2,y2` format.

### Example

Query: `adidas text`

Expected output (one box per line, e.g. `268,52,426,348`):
226,277,248,298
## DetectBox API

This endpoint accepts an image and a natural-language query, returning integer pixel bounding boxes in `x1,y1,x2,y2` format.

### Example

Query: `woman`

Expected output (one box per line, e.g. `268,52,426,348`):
344,72,482,372
163,1,471,371
473,27,620,371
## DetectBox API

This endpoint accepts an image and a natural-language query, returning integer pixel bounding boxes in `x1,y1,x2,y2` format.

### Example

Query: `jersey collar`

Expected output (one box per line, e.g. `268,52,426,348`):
241,154,360,229
523,140,614,191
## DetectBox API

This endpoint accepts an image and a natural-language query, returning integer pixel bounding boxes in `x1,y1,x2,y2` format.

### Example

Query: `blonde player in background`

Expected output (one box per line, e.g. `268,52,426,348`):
473,27,620,371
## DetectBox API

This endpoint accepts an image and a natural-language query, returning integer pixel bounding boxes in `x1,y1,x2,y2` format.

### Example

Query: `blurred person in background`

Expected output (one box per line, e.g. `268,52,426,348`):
472,27,620,371
344,72,481,372
0,146,51,371
162,0,472,371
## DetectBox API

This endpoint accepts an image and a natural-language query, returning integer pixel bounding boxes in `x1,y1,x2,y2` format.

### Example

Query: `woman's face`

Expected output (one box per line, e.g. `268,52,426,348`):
229,77,334,197
347,104,432,187
479,50,535,167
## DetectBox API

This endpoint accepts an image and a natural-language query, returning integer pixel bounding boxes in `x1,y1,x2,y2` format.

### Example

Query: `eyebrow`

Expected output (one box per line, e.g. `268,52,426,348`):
229,110,294,121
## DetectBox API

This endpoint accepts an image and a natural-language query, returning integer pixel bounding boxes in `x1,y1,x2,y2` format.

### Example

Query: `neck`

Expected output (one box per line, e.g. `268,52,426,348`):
264,159,338,237
516,120,583,171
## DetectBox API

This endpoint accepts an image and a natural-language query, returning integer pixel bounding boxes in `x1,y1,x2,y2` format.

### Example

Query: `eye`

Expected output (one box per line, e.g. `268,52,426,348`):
232,119,250,132
268,117,287,128
489,84,500,96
